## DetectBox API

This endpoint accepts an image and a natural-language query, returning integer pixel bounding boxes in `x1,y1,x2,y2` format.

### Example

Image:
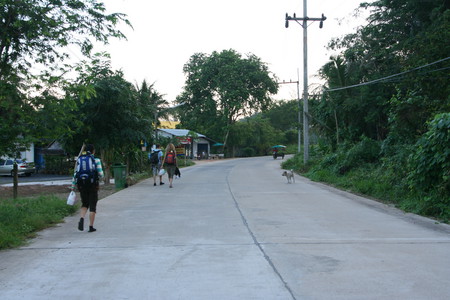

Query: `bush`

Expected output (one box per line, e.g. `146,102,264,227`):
407,113,450,219
335,137,381,174
242,147,256,157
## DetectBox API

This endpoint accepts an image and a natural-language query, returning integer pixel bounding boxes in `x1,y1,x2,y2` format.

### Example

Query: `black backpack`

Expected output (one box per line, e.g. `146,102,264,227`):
150,151,159,165
75,154,98,186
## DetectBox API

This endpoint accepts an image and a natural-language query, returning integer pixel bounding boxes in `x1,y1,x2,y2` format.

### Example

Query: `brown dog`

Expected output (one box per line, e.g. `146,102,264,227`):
282,169,295,183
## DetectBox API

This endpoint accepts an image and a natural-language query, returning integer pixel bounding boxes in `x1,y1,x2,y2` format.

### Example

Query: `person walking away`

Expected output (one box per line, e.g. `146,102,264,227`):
150,144,164,186
161,143,178,188
72,144,104,232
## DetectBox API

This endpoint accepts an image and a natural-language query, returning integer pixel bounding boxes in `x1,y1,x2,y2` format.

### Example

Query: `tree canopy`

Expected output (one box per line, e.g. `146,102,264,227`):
175,49,278,147
0,0,129,82
314,0,450,146
0,0,130,157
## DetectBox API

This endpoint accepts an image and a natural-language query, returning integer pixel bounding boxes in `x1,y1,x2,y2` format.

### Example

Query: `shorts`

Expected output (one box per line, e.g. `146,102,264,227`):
165,164,177,179
78,184,99,213
152,163,161,176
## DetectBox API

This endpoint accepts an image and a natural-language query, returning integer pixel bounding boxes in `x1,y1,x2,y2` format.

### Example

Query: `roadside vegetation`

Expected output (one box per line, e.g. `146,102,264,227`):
282,114,450,223
0,196,78,249
1,1,448,238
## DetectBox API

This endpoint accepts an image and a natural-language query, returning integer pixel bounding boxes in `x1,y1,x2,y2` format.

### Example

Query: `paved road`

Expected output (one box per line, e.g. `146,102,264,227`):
1,157,449,300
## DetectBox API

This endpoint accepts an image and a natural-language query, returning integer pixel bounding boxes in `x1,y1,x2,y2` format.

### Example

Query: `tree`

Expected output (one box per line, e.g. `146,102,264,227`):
135,80,169,144
227,116,279,157
263,100,299,132
0,0,130,157
319,0,449,145
0,0,129,81
63,61,154,181
176,49,278,150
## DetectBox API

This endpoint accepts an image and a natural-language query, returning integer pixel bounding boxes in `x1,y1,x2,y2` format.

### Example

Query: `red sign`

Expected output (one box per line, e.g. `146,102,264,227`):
177,137,192,144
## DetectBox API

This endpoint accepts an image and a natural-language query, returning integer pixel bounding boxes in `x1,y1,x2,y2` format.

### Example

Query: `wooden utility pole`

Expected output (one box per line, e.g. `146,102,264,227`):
13,162,18,199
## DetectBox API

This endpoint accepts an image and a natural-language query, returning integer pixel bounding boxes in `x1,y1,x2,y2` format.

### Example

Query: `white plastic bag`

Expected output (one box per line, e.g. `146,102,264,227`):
66,191,77,206
158,169,166,176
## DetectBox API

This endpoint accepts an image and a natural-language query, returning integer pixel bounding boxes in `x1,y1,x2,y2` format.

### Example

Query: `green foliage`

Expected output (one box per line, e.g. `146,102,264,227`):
41,155,74,175
318,0,449,147
0,82,35,156
0,196,77,249
62,62,156,180
263,100,299,131
283,133,449,222
227,116,280,156
301,1,450,221
406,113,450,217
241,147,256,157
0,0,129,81
135,80,169,145
0,0,130,158
176,49,278,148
317,137,381,174
408,113,450,192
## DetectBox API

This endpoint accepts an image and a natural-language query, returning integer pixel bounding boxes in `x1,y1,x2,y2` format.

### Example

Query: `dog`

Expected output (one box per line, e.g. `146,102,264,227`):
282,169,295,183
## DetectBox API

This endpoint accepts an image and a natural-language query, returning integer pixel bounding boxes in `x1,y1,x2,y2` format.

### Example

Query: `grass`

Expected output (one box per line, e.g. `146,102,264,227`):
0,196,78,250
282,153,449,223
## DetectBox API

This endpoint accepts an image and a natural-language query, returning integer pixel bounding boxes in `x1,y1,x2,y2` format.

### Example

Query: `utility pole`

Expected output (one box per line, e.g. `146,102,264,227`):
285,1,326,163
277,78,301,153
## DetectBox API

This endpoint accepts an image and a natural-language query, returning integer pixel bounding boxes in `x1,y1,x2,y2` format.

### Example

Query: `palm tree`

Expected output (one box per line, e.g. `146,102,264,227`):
135,80,169,143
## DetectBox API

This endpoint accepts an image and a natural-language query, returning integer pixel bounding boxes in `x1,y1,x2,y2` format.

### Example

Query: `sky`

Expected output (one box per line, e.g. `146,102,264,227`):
95,0,369,103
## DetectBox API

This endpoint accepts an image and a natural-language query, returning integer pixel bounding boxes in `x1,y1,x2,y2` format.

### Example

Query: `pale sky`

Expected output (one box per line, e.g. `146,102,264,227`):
96,0,368,103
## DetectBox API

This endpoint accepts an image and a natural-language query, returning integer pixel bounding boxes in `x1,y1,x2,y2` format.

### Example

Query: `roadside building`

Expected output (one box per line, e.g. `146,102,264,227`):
156,129,214,159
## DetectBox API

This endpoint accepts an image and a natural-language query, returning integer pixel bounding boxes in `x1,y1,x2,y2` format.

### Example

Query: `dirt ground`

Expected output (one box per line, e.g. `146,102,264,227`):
0,183,117,201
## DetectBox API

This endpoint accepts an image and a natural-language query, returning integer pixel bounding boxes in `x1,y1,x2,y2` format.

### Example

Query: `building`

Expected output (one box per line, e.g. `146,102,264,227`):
156,129,214,159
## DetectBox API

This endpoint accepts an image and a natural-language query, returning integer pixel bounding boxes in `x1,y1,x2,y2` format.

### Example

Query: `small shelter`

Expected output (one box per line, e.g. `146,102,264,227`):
156,129,214,159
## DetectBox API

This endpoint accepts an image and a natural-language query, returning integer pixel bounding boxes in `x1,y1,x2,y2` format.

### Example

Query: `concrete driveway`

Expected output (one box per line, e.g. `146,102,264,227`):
1,156,449,300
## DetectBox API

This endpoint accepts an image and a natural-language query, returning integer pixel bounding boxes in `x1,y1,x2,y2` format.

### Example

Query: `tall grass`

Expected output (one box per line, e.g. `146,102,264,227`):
0,196,77,250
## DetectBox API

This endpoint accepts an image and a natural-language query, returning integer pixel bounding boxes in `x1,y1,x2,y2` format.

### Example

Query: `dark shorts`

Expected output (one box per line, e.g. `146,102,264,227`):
77,184,99,213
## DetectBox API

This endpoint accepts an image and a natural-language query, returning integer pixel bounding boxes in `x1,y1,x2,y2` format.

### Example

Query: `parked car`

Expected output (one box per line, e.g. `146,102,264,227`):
0,158,35,176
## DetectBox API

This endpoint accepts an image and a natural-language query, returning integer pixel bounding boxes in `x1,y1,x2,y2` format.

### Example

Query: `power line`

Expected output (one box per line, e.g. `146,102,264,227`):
323,56,450,93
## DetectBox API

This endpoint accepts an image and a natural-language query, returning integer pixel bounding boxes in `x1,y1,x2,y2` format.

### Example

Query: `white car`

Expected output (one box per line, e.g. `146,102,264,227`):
0,158,35,176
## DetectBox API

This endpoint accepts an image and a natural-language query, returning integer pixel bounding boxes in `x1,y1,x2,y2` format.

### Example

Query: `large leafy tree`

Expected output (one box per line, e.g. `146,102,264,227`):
0,0,129,80
0,0,130,156
176,49,278,148
65,65,154,180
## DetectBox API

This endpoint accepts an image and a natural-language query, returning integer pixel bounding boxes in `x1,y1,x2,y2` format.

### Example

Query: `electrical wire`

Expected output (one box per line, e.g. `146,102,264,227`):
323,56,450,92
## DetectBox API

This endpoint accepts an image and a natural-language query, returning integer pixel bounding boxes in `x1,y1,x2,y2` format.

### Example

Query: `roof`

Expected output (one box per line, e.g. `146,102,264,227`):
157,129,206,138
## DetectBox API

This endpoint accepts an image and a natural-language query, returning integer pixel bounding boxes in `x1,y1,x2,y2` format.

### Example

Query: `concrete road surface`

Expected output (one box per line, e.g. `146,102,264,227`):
1,157,449,300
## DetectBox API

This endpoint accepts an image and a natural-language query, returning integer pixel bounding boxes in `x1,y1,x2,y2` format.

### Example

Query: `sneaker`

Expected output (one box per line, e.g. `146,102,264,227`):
160,182,165,185
88,226,96,232
78,218,84,231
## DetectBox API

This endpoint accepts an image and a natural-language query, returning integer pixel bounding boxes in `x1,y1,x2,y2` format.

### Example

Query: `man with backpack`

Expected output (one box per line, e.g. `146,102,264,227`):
150,144,164,186
72,144,104,232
